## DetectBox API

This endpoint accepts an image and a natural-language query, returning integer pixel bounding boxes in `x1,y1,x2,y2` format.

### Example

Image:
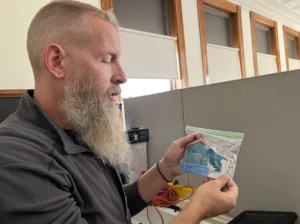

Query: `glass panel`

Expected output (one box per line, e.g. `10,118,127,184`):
255,24,271,54
204,10,231,47
113,0,168,35
121,79,171,98
287,36,297,59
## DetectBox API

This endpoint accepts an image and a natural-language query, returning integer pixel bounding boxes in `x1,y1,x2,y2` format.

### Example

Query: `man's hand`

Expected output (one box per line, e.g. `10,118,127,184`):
191,175,238,219
137,134,207,203
171,175,238,224
158,134,207,181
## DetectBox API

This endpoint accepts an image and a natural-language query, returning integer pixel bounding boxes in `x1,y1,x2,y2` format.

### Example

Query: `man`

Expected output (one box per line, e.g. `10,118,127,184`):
0,1,238,223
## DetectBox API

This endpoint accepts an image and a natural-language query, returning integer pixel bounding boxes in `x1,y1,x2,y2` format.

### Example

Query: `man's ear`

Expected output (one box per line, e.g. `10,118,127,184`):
43,43,66,79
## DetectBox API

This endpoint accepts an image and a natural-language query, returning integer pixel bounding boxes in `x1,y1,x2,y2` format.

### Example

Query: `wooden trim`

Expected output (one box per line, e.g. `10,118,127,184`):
198,0,246,81
250,12,281,75
251,12,275,28
283,27,290,70
296,37,300,60
270,22,281,72
0,90,26,98
203,0,237,13
101,0,113,10
169,0,188,88
231,6,246,78
197,0,209,84
283,25,299,38
250,12,259,76
283,25,300,70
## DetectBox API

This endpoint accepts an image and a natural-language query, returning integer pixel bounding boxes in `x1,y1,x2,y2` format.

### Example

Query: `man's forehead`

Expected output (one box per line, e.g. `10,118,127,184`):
85,14,120,52
85,14,119,40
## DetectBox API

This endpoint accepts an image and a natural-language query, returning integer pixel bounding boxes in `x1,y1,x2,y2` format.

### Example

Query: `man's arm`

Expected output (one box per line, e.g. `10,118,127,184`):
122,134,204,216
122,159,176,216
123,181,149,216
0,162,87,224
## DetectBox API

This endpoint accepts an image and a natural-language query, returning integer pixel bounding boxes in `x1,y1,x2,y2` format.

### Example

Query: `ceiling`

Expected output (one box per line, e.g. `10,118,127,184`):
277,0,300,15
231,0,300,30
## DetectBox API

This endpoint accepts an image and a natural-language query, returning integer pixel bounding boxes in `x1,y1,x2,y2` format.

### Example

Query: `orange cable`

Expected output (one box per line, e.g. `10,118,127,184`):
147,184,194,224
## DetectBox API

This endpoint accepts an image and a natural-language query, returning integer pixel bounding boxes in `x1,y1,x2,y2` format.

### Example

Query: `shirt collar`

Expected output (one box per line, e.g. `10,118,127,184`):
16,90,90,154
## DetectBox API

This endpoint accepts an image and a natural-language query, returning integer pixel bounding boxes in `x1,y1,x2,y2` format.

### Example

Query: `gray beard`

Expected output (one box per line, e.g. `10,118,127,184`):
60,72,131,167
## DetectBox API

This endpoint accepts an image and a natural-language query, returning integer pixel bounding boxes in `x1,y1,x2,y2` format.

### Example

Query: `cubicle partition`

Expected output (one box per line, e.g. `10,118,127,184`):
124,69,300,220
0,90,24,122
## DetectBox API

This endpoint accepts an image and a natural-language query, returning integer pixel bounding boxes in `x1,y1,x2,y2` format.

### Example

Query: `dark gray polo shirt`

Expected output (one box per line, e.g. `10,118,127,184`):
0,90,148,224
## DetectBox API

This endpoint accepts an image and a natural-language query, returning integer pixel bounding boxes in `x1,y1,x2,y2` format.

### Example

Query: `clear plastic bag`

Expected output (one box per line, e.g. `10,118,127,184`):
180,126,244,178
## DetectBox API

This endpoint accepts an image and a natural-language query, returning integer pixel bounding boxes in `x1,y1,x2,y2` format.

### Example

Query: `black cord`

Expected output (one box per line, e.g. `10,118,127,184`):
156,161,173,183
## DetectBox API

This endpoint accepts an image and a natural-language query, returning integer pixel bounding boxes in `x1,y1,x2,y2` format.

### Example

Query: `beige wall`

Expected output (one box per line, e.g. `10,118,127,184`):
277,22,288,72
0,0,100,90
1,0,299,89
1,0,180,89
241,7,255,78
181,0,204,87
181,0,300,87
82,0,100,9
0,0,49,89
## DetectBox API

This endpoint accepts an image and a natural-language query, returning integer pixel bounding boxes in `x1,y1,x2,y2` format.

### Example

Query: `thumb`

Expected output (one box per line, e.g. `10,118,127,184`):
215,174,230,189
175,134,205,148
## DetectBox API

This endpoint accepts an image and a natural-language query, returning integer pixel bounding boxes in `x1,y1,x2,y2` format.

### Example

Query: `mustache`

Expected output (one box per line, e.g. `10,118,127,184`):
106,85,121,97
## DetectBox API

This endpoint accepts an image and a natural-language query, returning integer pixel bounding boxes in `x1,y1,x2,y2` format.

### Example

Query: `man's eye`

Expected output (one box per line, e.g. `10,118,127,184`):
103,56,112,63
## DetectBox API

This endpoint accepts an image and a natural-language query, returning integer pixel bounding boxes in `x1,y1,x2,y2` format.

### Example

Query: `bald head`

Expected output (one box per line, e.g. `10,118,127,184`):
27,0,119,74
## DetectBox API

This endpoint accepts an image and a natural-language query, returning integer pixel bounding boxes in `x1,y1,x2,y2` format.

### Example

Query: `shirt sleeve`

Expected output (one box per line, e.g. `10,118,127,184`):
123,181,149,217
0,162,88,224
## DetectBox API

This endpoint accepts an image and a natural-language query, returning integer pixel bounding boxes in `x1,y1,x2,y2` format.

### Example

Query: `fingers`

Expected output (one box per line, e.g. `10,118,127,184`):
202,177,214,184
225,177,239,197
200,137,208,146
215,175,239,199
226,176,237,189
175,133,205,148
203,177,209,183
215,174,231,188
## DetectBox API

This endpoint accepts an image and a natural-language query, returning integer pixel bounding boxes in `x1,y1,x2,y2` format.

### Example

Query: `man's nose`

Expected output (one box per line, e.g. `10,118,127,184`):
112,61,127,84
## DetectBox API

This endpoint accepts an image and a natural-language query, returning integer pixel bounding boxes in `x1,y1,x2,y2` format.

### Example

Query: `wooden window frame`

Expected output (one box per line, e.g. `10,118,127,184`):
283,25,300,71
101,0,188,89
101,0,113,11
250,12,281,76
169,0,188,89
0,90,26,98
197,0,246,84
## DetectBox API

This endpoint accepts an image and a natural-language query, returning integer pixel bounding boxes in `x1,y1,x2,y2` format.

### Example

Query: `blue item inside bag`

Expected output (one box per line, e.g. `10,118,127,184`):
182,126,244,178
180,142,223,176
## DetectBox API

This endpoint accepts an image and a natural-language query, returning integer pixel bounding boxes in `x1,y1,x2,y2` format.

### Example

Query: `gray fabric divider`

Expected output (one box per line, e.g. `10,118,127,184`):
124,69,300,220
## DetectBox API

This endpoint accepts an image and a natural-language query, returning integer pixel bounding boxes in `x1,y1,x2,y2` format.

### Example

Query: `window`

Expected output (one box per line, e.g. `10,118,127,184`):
102,0,188,88
283,25,300,71
113,0,168,35
121,79,171,98
250,12,281,76
198,0,246,84
204,7,231,47
255,24,271,54
287,37,296,59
